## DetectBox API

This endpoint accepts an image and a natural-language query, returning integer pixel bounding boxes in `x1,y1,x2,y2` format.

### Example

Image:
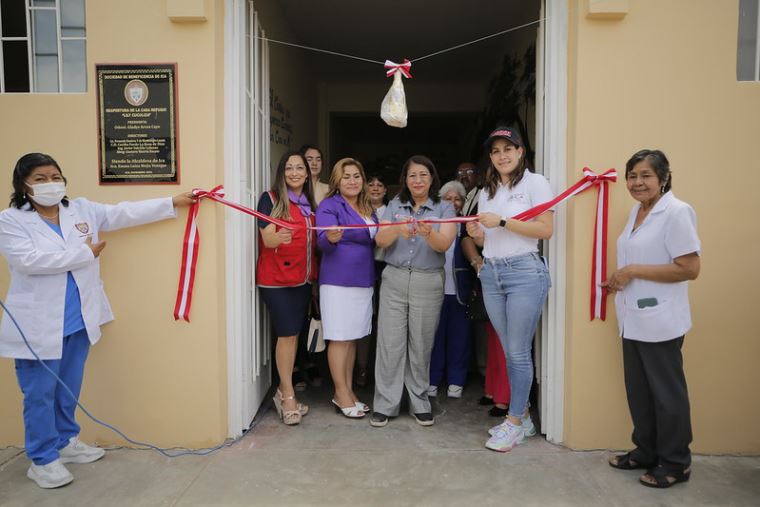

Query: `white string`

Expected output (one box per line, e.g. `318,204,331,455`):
255,36,385,65
411,18,546,63
255,17,546,68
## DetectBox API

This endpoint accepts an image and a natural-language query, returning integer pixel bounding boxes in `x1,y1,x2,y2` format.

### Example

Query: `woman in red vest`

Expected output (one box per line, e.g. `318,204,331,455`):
256,150,319,425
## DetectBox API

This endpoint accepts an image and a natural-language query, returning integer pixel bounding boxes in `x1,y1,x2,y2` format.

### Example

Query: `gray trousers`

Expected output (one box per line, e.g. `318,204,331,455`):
373,265,444,416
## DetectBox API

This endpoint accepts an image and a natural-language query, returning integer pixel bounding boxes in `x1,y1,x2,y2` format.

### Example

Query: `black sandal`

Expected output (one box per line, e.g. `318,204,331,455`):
608,452,647,470
639,465,691,488
488,405,508,417
478,396,495,406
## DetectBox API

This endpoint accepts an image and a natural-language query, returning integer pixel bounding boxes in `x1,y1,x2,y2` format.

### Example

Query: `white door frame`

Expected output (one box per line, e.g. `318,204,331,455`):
221,0,569,441
224,0,272,437
539,0,568,445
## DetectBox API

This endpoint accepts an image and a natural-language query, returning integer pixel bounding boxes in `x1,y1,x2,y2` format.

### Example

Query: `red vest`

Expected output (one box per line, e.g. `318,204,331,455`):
256,192,318,287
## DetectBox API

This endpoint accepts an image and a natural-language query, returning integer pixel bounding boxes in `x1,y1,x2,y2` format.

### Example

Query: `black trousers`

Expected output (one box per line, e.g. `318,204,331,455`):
622,336,692,472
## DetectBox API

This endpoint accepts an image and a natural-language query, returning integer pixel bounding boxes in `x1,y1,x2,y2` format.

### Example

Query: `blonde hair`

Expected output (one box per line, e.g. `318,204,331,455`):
327,158,373,217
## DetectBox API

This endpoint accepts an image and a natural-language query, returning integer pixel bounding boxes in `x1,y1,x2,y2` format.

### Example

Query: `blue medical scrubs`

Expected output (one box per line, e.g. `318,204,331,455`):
14,221,90,465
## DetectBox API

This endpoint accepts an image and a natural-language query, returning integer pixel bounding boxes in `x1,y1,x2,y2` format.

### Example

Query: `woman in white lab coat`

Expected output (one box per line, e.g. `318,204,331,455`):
0,153,195,489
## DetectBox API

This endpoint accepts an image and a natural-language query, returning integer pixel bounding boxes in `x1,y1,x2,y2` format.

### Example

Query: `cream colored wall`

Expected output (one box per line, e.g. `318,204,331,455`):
0,0,229,447
564,0,760,453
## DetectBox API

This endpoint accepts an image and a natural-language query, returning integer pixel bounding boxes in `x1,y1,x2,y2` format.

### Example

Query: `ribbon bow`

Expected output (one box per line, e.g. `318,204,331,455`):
385,59,412,78
508,167,617,321
192,185,225,200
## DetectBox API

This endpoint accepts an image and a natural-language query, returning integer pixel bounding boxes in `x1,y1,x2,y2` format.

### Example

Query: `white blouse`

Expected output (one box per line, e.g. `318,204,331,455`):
614,192,701,342
478,171,554,259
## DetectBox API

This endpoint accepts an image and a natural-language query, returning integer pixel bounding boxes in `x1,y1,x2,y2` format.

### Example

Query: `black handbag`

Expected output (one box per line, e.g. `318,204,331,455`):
465,280,489,321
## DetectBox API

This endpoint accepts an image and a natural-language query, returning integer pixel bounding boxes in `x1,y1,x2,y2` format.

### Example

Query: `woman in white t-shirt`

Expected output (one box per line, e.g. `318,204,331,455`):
604,149,700,489
466,126,554,453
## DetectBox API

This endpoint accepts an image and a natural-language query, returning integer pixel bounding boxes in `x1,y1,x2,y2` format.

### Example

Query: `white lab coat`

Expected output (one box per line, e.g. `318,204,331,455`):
0,197,176,359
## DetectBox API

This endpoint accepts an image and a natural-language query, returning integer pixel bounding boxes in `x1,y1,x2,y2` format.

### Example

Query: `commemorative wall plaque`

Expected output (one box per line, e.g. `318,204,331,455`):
96,63,179,184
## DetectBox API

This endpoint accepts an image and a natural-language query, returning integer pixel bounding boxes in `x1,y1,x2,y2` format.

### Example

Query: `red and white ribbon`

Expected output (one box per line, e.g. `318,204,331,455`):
174,186,223,321
174,169,616,322
509,167,617,320
384,59,412,78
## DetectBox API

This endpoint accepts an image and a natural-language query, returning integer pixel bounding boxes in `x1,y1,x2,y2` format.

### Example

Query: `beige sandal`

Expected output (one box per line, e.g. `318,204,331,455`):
273,391,302,425
276,389,309,416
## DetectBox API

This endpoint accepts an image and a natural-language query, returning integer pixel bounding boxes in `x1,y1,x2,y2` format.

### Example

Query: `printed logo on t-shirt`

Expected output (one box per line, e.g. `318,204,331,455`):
507,193,527,203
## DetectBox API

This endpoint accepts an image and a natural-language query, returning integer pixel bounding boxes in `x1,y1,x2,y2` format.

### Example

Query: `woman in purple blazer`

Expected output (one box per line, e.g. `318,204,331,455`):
316,158,377,419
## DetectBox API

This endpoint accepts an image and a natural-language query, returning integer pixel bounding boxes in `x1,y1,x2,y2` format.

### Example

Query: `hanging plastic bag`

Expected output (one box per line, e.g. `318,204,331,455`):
381,59,412,128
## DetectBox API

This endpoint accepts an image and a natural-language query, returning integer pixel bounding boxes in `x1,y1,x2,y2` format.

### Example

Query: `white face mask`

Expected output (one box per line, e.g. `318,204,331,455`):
28,182,66,207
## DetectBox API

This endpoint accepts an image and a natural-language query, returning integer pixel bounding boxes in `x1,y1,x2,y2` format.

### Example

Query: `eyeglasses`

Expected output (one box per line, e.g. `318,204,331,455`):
457,169,475,176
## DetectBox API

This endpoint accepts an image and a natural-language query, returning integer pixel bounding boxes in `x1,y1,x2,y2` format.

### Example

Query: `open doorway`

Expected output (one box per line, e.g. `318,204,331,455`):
225,0,568,443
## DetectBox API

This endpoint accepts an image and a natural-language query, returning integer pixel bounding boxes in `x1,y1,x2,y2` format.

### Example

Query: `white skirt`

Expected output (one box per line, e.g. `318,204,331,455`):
319,284,373,341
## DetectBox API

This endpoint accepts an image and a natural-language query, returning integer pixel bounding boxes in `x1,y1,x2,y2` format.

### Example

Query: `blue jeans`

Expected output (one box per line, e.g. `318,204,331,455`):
15,329,90,465
479,253,550,419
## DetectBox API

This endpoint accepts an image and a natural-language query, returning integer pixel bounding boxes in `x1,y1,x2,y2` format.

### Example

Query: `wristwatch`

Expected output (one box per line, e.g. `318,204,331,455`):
498,216,508,228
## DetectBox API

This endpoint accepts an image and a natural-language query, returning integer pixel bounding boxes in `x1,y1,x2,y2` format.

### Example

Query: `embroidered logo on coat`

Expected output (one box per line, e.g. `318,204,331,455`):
75,222,90,234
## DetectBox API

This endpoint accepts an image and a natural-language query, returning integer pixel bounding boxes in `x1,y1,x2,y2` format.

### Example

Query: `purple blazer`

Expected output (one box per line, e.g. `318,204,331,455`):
316,194,377,288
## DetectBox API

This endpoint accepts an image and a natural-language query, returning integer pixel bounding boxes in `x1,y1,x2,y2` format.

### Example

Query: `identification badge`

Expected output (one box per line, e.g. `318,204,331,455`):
636,297,658,309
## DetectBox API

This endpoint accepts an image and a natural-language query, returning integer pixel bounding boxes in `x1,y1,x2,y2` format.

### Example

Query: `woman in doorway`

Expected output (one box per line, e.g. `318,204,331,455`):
466,126,554,452
301,144,330,205
256,150,318,426
0,152,195,489
371,155,456,428
428,180,472,399
355,174,389,387
604,149,699,489
367,174,388,219
316,158,377,418
297,144,329,388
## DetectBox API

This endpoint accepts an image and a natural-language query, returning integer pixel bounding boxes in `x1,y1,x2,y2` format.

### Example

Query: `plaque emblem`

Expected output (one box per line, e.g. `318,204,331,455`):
75,222,90,234
124,79,149,106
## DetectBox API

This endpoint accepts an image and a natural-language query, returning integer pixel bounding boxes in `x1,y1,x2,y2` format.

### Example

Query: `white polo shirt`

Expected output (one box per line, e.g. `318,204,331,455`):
615,192,701,342
478,171,554,259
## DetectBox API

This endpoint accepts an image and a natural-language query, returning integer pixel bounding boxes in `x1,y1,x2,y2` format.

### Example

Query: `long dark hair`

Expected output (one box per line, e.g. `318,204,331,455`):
397,155,441,205
484,139,532,199
10,153,69,209
625,149,672,193
269,150,316,220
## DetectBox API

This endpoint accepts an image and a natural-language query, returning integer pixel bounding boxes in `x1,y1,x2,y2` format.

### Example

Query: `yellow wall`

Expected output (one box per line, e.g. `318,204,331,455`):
0,0,229,447
564,0,760,453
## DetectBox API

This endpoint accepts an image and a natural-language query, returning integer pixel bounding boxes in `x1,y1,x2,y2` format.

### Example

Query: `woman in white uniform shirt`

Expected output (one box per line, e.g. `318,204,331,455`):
604,149,700,489
466,126,554,453
0,153,194,489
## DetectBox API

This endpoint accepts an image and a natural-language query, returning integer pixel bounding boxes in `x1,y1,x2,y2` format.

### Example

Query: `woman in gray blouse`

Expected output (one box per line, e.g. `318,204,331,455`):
370,155,456,428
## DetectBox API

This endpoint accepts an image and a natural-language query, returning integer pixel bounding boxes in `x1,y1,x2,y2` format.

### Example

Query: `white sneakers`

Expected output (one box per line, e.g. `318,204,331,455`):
447,385,463,398
489,414,536,437
27,459,73,489
486,415,537,452
59,437,106,464
428,385,464,398
27,437,105,488
485,420,525,452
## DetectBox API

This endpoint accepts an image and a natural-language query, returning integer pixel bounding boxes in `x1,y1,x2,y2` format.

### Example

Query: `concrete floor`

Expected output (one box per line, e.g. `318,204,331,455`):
1,384,759,507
